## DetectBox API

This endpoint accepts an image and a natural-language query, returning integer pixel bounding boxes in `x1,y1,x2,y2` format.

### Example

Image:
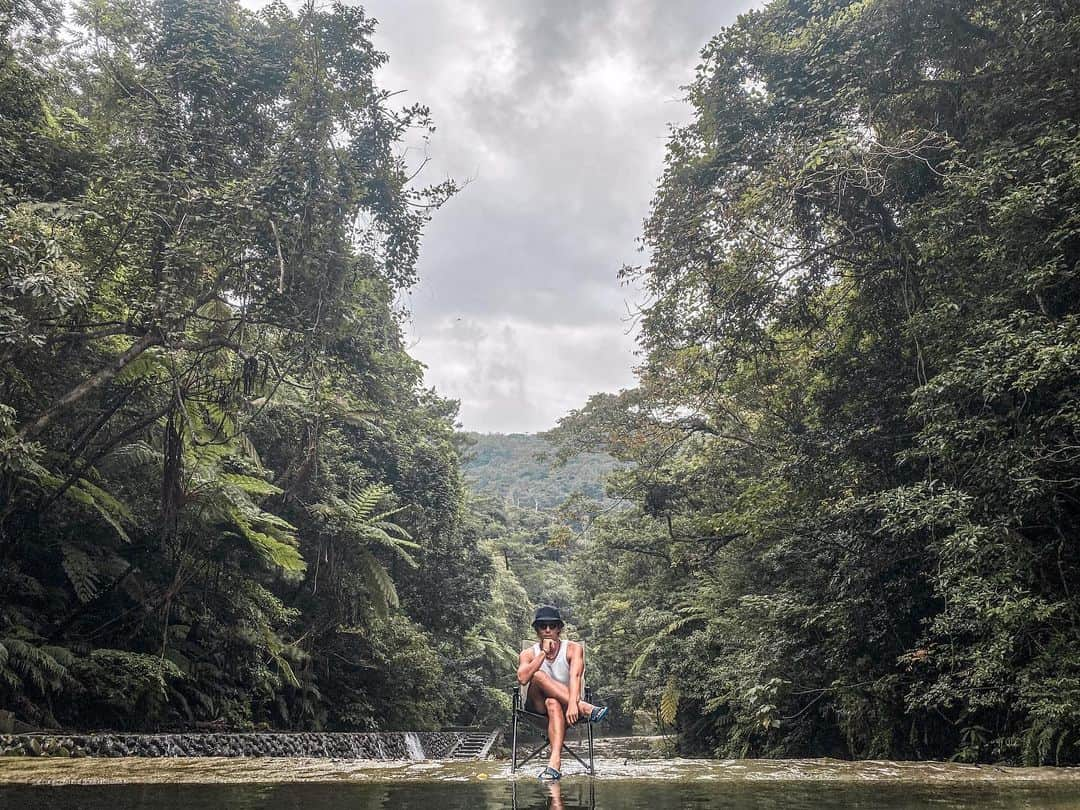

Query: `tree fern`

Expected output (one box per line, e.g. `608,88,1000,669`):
78,478,132,520
112,347,168,385
60,543,99,603
228,506,305,575
222,472,282,498
263,630,300,688
109,440,162,466
310,483,418,567
628,608,707,678
345,483,389,520
39,472,133,543
171,400,306,577
358,549,399,617
0,638,70,694
660,676,680,727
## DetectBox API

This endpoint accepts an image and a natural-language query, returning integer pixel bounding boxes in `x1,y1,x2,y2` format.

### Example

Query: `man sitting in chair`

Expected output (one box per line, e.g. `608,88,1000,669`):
517,605,609,780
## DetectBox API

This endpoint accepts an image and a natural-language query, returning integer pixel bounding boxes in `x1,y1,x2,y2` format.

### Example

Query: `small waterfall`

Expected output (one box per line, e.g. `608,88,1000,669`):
370,735,388,759
404,732,425,760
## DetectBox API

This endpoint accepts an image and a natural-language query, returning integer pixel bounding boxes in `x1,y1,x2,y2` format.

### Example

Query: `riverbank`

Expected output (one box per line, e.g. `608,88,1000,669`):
0,731,462,759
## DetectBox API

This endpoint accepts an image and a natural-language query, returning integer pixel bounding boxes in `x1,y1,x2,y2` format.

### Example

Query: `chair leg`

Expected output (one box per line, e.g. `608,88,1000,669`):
511,708,519,772
561,740,592,773
587,716,594,775
516,738,551,769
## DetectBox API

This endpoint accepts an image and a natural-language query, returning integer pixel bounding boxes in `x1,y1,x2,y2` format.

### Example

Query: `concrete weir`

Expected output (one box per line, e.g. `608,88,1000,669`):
0,731,481,759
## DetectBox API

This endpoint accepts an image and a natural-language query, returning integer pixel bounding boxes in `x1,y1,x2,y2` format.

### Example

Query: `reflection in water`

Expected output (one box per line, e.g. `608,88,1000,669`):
5,754,1080,809
511,779,596,810
3,779,1080,809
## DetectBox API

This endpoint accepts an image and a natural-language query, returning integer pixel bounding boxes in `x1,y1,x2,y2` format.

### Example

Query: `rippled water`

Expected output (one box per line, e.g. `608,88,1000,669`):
3,749,1080,809
3,777,1080,809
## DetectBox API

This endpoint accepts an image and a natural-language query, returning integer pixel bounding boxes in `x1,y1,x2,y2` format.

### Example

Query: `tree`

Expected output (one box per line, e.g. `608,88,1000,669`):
0,0,517,734
549,0,1080,764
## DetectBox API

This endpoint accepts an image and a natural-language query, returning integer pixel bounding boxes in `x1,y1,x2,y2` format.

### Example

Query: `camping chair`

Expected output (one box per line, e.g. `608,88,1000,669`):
510,639,595,775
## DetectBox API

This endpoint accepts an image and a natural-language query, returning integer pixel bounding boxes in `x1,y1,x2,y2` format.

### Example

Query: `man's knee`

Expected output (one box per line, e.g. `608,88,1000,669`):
545,697,561,713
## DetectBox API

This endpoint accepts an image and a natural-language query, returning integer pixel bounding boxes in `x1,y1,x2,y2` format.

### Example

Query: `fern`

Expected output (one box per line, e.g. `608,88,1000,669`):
38,473,133,543
628,609,706,679
172,399,306,578
263,630,301,688
112,348,168,384
310,484,418,567
361,523,420,568
61,544,99,603
345,483,391,519
222,473,282,497
0,637,69,694
660,677,680,727
229,506,305,575
358,550,399,617
110,440,162,466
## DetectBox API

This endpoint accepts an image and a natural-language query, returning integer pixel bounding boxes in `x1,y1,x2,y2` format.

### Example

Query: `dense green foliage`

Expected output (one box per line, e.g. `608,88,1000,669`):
461,433,619,644
461,432,622,510
4,0,1079,765
549,0,1080,765
0,0,529,732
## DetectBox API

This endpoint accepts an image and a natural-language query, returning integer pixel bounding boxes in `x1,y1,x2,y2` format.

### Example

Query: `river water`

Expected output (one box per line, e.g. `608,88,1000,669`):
4,754,1080,809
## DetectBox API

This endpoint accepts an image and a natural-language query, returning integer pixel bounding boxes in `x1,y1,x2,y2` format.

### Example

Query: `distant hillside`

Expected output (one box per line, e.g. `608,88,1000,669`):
459,433,621,509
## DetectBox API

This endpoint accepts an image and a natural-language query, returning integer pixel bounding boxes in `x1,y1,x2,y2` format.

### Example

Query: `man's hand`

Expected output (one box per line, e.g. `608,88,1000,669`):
565,703,580,725
542,638,556,654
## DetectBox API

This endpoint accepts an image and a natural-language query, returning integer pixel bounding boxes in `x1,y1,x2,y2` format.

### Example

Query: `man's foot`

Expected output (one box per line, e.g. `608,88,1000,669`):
588,705,610,723
538,765,562,781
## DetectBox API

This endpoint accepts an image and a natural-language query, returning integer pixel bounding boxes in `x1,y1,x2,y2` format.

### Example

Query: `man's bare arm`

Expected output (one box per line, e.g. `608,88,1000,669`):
566,642,584,722
517,646,547,685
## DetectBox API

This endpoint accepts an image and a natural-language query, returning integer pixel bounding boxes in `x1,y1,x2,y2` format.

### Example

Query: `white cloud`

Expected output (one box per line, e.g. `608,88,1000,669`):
246,0,761,431
410,316,638,433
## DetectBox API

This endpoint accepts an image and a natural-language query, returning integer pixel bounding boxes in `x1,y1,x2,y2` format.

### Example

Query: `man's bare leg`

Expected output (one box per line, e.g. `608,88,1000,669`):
528,671,595,718
544,697,565,771
544,781,564,810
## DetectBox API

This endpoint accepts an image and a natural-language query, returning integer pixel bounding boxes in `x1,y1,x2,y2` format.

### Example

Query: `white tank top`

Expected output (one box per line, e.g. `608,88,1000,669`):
532,641,571,686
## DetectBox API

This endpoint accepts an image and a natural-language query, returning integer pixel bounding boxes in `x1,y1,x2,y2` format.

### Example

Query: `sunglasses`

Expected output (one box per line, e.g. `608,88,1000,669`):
536,622,562,630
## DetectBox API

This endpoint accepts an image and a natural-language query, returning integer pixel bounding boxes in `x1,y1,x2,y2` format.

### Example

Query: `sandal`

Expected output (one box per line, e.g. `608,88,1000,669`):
538,766,562,781
588,705,609,723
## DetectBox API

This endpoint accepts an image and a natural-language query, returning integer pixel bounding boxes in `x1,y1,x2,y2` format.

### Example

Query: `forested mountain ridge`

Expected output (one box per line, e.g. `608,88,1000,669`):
459,432,622,509
548,0,1080,765
0,0,528,733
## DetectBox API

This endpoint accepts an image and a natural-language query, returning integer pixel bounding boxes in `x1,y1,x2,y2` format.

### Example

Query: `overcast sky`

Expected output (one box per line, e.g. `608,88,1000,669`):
358,1,759,433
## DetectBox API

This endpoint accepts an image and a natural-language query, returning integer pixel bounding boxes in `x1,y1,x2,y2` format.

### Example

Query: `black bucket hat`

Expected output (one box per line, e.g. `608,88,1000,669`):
532,605,564,629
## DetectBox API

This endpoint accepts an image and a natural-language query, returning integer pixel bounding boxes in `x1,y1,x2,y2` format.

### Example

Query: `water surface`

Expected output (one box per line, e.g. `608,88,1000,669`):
3,754,1080,809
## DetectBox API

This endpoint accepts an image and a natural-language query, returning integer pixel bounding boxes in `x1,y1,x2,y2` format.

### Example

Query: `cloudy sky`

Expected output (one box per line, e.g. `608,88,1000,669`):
359,0,759,433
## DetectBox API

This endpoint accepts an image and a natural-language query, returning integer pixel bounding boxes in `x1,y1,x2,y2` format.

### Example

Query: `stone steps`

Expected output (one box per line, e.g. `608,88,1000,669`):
447,731,500,759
